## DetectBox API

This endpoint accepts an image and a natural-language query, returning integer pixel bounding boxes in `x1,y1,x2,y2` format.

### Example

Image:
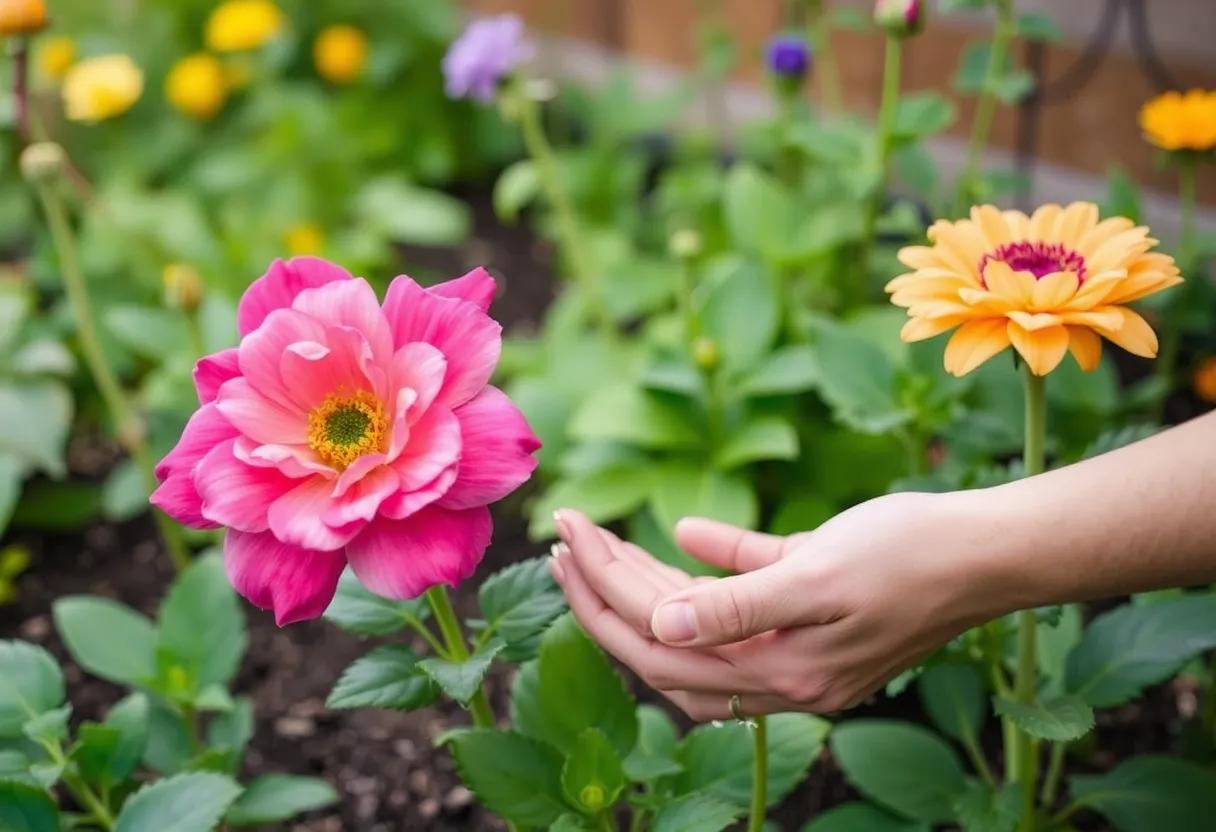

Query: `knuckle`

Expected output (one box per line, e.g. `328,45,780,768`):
712,586,748,641
777,672,829,705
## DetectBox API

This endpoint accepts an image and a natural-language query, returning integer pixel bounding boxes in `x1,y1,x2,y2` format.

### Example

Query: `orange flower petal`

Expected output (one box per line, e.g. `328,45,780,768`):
1002,209,1031,240
1031,271,1078,310
1065,270,1126,310
1059,307,1125,330
1008,321,1069,376
943,318,1010,377
1067,326,1103,371
958,287,1016,314
900,314,968,342
1094,307,1159,358
1076,216,1135,256
1007,310,1063,331
972,205,1011,248
1054,202,1098,247
1087,227,1154,274
1029,204,1062,241
983,261,1035,305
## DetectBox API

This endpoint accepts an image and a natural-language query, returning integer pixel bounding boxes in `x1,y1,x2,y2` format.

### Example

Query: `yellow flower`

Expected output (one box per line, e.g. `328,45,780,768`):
284,222,324,255
1139,90,1216,152
887,203,1183,377
0,0,47,36
205,0,285,53
36,36,75,81
166,53,228,120
1193,357,1216,403
62,54,143,123
162,263,205,310
313,24,368,84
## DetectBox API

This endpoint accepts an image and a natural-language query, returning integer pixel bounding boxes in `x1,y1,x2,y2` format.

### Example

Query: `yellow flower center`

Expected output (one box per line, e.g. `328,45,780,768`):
306,389,387,469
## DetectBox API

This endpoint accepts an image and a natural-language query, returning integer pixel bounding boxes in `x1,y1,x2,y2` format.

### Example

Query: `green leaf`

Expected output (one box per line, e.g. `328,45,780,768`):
0,780,59,832
993,696,1094,742
1078,424,1158,461
1070,756,1216,832
103,306,188,360
73,693,149,786
1065,593,1216,707
512,614,637,758
699,258,780,374
952,781,1021,832
326,645,438,711
1101,166,1142,225
738,346,818,397
675,713,829,808
0,641,64,738
444,729,567,827
649,463,758,543
323,570,429,636
493,160,540,223
561,728,625,813
114,772,242,832
418,641,504,705
225,775,338,826
801,802,928,831
21,705,70,745
355,177,471,246
992,70,1035,104
651,793,741,832
142,698,193,776
207,696,253,757
529,463,653,540
569,385,702,451
53,597,157,686
891,93,956,144
101,459,147,522
0,380,71,476
1037,604,1082,697
830,720,966,823
811,320,912,434
623,705,682,781
917,663,985,743
714,416,798,469
0,455,26,538
477,557,567,662
158,553,246,690
1017,12,1064,42
723,164,800,262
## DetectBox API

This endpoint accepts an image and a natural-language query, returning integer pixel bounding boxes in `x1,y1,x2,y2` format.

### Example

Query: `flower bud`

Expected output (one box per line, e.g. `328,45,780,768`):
19,141,65,184
668,228,702,260
36,36,75,82
314,24,368,85
1193,356,1216,403
873,0,924,38
765,34,811,81
0,0,48,36
163,263,205,311
693,336,720,371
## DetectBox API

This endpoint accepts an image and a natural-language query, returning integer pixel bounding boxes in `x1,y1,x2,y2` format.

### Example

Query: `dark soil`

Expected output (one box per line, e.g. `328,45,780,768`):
0,190,1206,831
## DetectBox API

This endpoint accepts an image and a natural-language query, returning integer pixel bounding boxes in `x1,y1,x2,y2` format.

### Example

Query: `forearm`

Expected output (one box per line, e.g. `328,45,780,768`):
963,411,1216,616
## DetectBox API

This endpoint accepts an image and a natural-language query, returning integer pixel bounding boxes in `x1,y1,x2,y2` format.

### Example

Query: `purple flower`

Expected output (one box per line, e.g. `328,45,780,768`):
442,14,535,103
765,34,811,79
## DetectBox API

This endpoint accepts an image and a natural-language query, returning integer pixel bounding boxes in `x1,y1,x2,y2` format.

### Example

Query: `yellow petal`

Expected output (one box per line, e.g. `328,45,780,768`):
1002,210,1031,240
1008,321,1069,376
972,205,1011,248
1058,307,1125,330
943,318,1011,377
1087,227,1154,274
983,261,1035,305
1054,202,1098,247
1029,204,1062,241
1065,270,1125,309
959,288,1016,314
901,315,968,342
1067,326,1103,371
1094,307,1159,358
1007,310,1063,331
1031,271,1078,310
1076,216,1134,256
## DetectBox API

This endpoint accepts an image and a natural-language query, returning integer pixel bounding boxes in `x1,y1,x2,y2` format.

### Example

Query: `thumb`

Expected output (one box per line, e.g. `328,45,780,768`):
650,560,814,647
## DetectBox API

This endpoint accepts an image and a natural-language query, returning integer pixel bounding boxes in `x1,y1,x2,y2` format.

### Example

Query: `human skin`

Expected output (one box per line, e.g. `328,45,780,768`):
549,410,1216,721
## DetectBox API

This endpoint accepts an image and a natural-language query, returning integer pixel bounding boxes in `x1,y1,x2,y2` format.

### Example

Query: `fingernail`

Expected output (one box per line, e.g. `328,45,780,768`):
652,602,697,644
553,509,572,542
548,543,566,582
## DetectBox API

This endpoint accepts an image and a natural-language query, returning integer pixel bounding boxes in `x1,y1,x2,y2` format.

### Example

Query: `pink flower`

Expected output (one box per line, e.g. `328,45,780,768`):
152,258,540,625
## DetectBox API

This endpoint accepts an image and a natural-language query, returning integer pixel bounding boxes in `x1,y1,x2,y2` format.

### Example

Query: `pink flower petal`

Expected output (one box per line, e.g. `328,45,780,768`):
279,327,386,413
440,386,541,510
237,257,352,336
237,308,326,411
387,342,447,425
216,377,309,446
150,404,238,528
380,464,457,519
291,278,393,365
390,406,462,491
234,438,335,479
323,465,399,528
224,529,347,626
345,505,492,599
193,348,241,405
268,477,361,551
382,276,501,408
195,440,296,533
426,266,496,312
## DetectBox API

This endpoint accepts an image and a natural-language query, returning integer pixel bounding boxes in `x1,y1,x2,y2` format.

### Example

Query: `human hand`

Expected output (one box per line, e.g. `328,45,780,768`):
549,491,1004,721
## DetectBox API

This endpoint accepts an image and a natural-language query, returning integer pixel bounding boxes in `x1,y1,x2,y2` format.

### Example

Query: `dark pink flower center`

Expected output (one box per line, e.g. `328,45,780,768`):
979,241,1087,286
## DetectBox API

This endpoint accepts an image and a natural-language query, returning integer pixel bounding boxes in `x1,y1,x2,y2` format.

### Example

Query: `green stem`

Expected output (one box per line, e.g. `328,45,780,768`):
1039,741,1066,808
955,0,1015,215
40,740,114,830
425,585,496,730
962,728,997,790
515,89,607,330
1153,157,1197,413
629,807,646,832
747,716,769,832
806,0,842,114
1013,366,1046,831
33,177,191,573
855,35,903,307
185,308,206,360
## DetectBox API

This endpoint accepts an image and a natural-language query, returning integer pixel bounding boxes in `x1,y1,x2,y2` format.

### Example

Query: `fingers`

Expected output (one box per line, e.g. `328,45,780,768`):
668,690,800,722
674,517,794,573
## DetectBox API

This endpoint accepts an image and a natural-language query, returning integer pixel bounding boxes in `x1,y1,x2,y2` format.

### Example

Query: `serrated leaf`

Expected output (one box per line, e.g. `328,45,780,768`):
225,775,338,826
1079,424,1158,460
327,645,438,711
114,772,242,832
652,793,741,832
323,570,429,636
993,696,1093,741
477,557,567,662
0,641,64,738
158,553,246,690
444,729,567,826
623,705,682,782
952,781,1020,832
418,641,504,705
561,728,625,812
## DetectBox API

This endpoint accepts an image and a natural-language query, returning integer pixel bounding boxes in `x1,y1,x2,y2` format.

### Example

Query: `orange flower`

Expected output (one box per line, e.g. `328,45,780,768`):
887,203,1182,377
0,0,47,36
1139,89,1216,153
1193,357,1216,403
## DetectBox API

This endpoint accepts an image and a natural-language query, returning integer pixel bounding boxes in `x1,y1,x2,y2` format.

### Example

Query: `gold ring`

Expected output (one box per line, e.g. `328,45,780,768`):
729,693,745,722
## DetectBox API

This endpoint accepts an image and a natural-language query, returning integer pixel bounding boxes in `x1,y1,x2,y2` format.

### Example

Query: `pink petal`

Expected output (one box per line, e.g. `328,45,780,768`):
193,348,241,405
237,257,352,336
322,465,399,528
439,386,541,510
291,278,393,365
345,505,492,599
195,440,296,533
234,437,335,479
279,327,386,412
380,464,457,519
426,266,496,312
382,276,501,408
237,308,325,411
150,404,238,528
268,477,361,551
216,377,309,446
389,406,462,491
387,342,447,425
224,529,346,626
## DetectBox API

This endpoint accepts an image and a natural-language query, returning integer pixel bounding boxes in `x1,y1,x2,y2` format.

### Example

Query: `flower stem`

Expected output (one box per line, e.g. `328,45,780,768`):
1013,365,1046,831
747,715,769,832
854,35,902,308
425,585,496,730
514,89,608,331
10,39,31,145
32,176,191,573
1153,156,1196,414
955,0,1016,215
1039,741,1066,808
805,0,842,114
